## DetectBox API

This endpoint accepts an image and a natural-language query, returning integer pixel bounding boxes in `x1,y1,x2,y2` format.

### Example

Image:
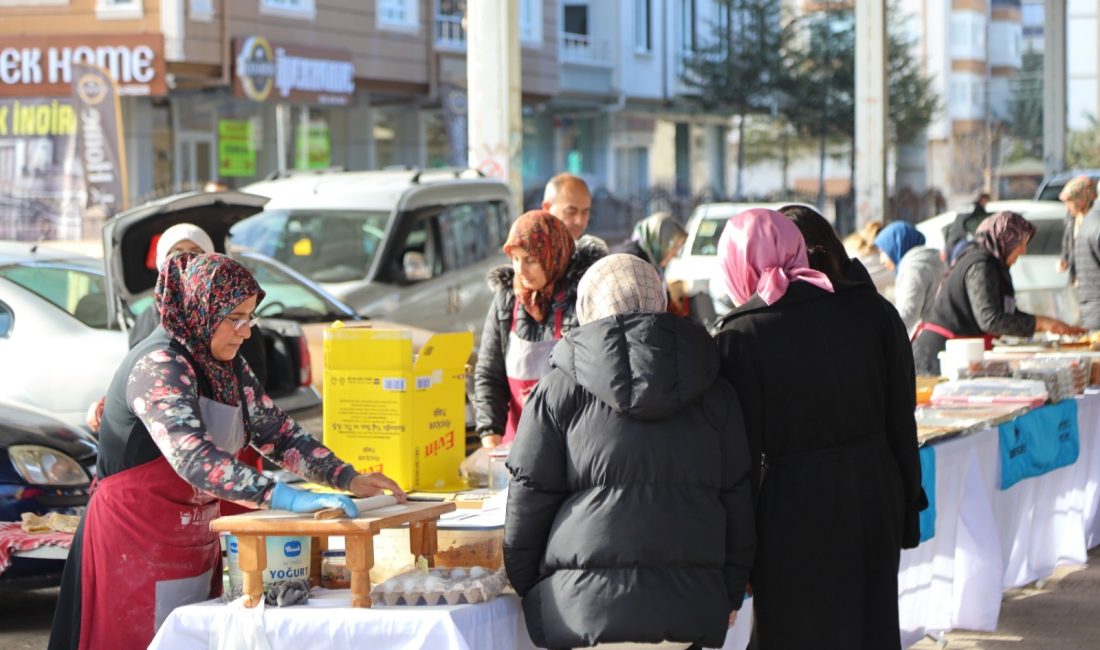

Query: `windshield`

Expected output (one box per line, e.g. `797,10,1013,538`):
231,208,390,284
690,218,729,256
234,255,352,322
0,263,114,329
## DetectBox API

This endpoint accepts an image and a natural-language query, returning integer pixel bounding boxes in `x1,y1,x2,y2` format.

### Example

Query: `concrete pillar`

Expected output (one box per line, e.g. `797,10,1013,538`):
1043,0,1066,174
855,0,888,226
467,0,523,212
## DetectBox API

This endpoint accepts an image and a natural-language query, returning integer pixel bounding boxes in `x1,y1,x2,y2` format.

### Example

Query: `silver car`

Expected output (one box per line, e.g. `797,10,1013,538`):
232,168,515,337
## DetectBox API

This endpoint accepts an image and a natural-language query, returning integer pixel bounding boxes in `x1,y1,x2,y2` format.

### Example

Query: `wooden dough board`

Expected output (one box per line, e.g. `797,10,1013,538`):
209,501,456,535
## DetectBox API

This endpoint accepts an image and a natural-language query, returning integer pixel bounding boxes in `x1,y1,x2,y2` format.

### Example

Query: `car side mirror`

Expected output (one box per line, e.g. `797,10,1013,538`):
403,251,432,281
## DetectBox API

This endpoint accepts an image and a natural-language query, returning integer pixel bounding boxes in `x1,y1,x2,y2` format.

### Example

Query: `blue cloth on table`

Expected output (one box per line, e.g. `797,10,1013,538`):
918,445,936,543
998,400,1080,490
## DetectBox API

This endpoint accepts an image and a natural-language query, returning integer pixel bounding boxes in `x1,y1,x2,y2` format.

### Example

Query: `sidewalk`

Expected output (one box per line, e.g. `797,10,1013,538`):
911,547,1100,649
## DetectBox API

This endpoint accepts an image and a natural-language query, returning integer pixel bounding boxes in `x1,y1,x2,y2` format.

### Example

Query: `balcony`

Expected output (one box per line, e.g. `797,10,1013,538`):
436,13,466,50
559,32,612,67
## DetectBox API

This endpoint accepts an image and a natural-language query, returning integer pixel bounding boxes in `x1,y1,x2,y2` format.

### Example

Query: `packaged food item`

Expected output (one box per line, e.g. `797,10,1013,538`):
321,550,351,589
929,378,1049,408
958,360,1013,379
1015,359,1078,402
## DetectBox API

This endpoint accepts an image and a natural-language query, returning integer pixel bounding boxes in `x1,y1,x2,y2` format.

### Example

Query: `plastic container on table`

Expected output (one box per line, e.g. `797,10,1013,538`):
321,550,351,589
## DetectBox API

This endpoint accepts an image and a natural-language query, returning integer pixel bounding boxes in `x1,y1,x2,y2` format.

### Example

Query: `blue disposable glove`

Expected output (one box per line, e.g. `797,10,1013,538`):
269,483,358,518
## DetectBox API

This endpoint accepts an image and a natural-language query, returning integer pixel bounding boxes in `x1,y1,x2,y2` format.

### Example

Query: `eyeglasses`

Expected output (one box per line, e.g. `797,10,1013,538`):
224,314,259,332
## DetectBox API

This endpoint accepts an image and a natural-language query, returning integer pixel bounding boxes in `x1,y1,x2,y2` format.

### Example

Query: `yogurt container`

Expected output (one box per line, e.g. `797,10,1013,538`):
225,534,311,592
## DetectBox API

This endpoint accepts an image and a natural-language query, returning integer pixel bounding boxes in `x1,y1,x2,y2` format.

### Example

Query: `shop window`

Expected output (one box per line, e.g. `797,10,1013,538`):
423,111,450,169
259,0,316,20
615,146,649,196
374,111,397,169
379,0,419,30
96,0,142,20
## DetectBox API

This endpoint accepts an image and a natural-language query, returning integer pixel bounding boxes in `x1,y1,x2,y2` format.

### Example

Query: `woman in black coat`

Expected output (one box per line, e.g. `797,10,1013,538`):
912,211,1083,375
713,208,925,649
505,254,754,650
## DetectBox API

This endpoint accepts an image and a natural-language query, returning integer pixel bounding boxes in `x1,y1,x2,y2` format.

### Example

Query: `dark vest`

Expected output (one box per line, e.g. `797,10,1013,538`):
97,328,244,479
1075,209,1100,329
925,248,1013,338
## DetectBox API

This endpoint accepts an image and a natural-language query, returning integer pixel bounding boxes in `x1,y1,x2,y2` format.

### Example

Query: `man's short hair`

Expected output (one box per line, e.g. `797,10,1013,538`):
543,173,590,205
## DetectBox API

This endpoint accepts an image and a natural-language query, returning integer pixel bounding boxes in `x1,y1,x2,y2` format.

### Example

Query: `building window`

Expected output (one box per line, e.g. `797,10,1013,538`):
563,3,588,36
635,0,652,52
379,0,419,30
190,0,215,21
679,0,697,54
436,0,466,48
259,0,316,20
520,0,542,45
95,0,142,20
0,0,69,6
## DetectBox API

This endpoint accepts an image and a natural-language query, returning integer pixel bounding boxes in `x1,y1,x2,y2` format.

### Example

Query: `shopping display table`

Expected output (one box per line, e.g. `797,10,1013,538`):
210,501,455,608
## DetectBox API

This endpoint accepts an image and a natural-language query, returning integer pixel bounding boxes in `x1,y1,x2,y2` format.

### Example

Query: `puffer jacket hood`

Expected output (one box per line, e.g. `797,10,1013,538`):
552,312,718,421
486,235,607,293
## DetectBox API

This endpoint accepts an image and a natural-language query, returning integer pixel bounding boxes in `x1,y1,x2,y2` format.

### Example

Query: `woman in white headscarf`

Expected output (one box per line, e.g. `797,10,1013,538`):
505,254,754,650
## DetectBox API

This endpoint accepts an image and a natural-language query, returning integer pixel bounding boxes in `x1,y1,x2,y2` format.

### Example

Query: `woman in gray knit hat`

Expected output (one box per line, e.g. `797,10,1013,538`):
504,254,755,650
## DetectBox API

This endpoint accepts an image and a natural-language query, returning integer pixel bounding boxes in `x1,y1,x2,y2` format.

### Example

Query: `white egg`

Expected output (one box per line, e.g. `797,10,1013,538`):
449,567,467,579
468,566,487,578
423,576,445,592
400,578,418,593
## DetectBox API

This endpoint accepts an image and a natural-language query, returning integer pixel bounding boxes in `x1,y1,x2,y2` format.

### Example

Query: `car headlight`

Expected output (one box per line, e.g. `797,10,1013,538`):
7,445,90,486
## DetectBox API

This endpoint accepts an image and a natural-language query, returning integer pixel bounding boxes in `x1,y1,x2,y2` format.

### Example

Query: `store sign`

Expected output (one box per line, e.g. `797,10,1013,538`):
0,98,83,241
233,36,354,106
218,119,256,177
0,34,167,97
71,63,128,218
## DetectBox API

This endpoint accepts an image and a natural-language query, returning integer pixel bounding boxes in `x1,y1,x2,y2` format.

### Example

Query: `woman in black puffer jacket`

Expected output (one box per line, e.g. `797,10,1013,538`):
504,254,755,650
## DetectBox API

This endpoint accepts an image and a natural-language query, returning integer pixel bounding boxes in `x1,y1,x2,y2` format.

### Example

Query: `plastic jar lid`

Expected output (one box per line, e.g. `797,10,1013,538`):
321,550,346,558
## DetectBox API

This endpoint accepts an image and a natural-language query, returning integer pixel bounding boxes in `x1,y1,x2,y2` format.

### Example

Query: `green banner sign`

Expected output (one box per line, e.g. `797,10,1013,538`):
218,119,255,177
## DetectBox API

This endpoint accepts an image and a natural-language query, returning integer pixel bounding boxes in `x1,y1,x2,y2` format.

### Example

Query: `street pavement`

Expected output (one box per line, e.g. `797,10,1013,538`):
2,548,1099,648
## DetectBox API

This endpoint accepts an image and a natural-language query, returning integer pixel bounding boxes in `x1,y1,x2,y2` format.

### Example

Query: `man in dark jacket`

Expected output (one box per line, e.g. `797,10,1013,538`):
505,254,754,650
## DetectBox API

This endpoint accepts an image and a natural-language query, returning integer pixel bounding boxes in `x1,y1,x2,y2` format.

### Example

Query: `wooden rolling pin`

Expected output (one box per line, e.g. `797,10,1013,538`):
313,494,399,519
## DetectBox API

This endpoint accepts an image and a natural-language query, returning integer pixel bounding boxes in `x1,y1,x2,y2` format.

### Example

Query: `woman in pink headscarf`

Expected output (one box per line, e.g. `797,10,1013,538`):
713,209,926,650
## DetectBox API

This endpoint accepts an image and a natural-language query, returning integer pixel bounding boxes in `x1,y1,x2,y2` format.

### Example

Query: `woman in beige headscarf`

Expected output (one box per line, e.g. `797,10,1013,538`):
505,254,754,650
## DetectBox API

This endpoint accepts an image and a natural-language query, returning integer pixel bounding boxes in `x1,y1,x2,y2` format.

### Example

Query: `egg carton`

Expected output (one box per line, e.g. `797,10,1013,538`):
369,566,508,607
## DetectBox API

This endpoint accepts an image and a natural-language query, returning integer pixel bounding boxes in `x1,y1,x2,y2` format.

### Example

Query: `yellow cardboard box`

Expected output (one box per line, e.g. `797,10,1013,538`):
323,324,473,492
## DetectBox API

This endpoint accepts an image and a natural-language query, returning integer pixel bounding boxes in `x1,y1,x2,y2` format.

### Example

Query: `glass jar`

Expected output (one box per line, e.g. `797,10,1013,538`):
321,550,351,590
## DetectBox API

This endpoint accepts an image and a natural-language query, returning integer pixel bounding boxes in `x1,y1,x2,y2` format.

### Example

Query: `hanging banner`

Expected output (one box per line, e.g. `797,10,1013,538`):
71,63,128,222
0,98,83,241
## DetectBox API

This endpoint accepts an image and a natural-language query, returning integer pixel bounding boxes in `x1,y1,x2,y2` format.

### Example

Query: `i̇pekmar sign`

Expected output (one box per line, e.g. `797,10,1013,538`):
233,36,355,106
0,34,166,97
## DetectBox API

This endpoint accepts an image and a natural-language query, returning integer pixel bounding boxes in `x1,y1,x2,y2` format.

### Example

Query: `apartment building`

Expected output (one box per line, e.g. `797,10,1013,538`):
892,0,1022,201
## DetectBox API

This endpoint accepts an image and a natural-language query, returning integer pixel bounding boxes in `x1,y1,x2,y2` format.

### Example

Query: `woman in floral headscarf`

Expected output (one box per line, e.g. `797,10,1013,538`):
713,208,925,650
50,252,404,650
474,210,604,448
1057,174,1099,279
913,211,1085,374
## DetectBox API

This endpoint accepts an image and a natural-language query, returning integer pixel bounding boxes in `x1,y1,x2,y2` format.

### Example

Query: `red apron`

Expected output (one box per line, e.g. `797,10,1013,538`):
912,321,995,350
503,296,564,443
78,455,221,649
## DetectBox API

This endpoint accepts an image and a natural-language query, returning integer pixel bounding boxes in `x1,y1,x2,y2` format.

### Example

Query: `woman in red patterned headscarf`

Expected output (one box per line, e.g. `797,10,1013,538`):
474,210,606,447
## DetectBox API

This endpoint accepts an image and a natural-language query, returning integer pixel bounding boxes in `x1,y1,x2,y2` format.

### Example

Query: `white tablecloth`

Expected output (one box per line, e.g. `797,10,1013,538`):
899,390,1100,647
150,589,754,650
